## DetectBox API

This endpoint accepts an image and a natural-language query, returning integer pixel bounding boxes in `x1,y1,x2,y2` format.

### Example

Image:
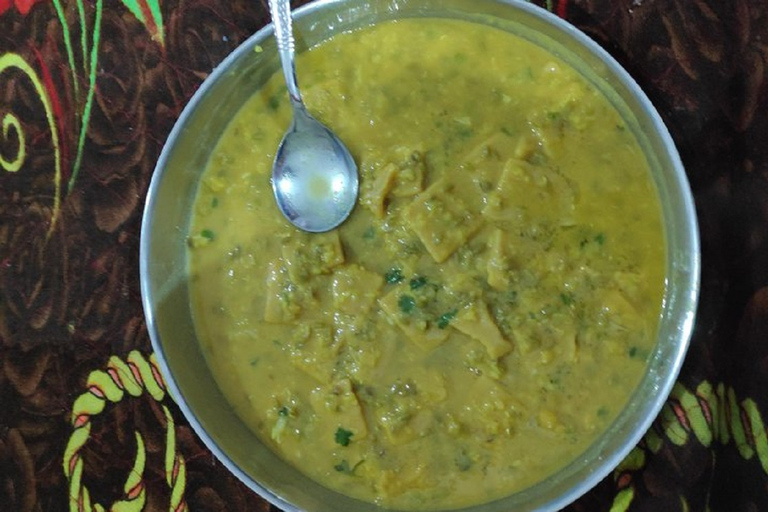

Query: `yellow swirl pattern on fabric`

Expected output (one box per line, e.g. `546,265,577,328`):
63,351,188,512
0,53,62,235
1,113,25,172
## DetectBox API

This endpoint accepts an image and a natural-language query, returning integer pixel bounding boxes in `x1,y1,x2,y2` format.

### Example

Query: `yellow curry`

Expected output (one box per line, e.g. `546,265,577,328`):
188,18,665,510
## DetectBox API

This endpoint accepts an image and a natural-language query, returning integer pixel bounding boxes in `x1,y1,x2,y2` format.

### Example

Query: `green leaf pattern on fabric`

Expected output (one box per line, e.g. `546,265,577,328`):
118,0,165,45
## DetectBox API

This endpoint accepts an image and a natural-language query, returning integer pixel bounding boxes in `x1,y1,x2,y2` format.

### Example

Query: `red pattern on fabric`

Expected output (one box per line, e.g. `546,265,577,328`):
0,0,46,15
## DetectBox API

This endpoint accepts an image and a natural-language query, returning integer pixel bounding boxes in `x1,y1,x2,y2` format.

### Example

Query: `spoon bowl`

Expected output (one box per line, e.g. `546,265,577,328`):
268,0,358,232
273,103,358,232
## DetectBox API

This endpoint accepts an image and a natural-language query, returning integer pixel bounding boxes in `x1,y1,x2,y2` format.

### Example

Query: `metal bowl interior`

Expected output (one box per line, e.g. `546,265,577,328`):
140,0,700,510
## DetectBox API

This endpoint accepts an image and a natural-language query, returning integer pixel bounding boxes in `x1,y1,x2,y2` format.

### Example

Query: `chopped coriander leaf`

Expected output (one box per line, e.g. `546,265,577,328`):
334,459,363,474
398,295,416,314
334,460,351,472
267,93,281,111
597,406,609,418
335,427,354,447
560,292,575,306
628,346,649,360
385,267,404,284
362,227,376,240
278,406,290,417
211,197,219,208
201,229,215,241
594,233,606,245
410,276,428,290
436,309,458,329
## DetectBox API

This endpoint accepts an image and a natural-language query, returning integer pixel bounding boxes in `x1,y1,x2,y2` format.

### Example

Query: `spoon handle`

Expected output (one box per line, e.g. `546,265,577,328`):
268,0,303,106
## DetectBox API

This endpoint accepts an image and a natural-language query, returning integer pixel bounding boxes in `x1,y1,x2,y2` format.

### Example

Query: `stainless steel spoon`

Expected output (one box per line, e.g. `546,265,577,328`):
267,0,358,232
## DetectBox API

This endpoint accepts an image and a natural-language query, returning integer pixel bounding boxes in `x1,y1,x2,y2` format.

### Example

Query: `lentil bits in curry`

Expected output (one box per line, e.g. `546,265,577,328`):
187,18,666,511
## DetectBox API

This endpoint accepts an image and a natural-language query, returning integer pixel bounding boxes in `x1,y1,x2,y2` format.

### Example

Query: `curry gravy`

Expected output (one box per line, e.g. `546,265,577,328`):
188,19,665,510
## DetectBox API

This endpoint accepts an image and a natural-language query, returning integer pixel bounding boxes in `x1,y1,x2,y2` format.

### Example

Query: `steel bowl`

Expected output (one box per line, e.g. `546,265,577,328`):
140,0,700,510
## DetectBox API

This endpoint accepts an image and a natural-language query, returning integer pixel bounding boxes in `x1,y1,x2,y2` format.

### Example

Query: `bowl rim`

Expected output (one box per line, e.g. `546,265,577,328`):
140,0,701,510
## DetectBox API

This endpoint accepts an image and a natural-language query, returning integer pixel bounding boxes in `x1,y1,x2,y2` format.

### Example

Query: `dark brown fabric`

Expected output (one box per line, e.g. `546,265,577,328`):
1,0,766,510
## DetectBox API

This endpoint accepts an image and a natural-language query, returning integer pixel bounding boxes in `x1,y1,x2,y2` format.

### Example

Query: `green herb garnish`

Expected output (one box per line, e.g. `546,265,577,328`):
436,309,458,329
267,93,281,111
200,229,215,241
335,427,353,447
385,267,404,284
398,295,416,314
334,459,363,474
334,460,351,472
410,276,428,290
